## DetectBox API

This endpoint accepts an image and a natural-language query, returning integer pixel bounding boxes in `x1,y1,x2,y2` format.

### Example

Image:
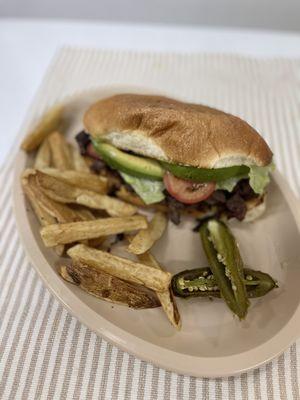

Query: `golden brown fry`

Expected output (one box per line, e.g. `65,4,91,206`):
34,180,80,222
24,170,98,223
70,145,90,173
21,104,64,151
71,206,96,221
67,144,75,169
39,168,107,194
21,174,65,255
23,171,82,223
87,236,106,248
128,212,167,255
35,171,137,217
116,186,146,207
48,131,72,170
60,263,160,309
67,244,171,292
138,252,181,329
22,175,55,226
53,245,65,256
76,193,137,217
34,138,51,169
40,215,147,247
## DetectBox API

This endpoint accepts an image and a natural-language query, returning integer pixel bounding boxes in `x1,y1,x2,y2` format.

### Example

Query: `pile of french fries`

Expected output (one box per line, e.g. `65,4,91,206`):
21,105,181,329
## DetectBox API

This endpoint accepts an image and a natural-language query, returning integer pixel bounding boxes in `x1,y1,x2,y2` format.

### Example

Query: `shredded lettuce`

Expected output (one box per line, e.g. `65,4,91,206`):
120,172,165,204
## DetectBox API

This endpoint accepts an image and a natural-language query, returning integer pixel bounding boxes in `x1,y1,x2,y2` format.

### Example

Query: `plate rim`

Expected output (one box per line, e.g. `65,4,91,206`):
12,85,300,378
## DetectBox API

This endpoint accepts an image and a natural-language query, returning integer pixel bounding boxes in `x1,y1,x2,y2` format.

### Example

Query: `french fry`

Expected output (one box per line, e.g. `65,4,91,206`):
116,186,146,207
34,138,51,169
59,263,160,309
40,216,148,247
68,144,75,169
128,212,167,254
22,171,83,223
21,104,64,151
22,176,56,226
35,171,137,216
87,236,107,248
53,245,65,256
138,252,181,329
39,168,107,194
70,145,90,172
21,175,64,255
48,131,73,170
76,193,137,217
67,244,171,292
71,206,96,221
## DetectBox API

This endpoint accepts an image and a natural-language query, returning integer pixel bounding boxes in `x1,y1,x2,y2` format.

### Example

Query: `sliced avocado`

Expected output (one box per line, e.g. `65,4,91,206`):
92,141,164,180
161,161,249,182
93,140,250,183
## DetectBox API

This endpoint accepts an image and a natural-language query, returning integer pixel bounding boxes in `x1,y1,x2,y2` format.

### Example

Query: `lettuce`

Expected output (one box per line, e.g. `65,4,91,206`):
216,175,247,192
216,162,275,194
248,162,275,194
120,172,165,204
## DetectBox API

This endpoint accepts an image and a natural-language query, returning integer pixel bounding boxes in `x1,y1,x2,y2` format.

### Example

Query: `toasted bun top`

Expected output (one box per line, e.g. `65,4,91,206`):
84,94,273,168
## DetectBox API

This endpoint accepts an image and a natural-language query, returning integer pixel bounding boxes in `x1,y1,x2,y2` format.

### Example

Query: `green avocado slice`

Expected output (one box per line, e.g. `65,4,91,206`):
92,141,164,180
161,162,249,182
92,140,250,183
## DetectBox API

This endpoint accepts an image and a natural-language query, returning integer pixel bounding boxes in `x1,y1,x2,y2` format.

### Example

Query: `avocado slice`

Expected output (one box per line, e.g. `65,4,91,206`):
92,140,250,183
92,141,164,180
161,162,249,182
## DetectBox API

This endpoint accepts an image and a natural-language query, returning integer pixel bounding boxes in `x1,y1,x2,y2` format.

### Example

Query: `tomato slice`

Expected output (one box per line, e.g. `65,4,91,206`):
163,172,216,204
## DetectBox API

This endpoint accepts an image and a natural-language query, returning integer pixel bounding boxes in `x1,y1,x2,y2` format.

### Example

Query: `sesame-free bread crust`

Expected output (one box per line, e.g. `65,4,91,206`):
84,94,272,168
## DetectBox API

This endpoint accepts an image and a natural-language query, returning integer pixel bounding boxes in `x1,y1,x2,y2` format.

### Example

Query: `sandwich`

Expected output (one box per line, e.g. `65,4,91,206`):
76,94,274,224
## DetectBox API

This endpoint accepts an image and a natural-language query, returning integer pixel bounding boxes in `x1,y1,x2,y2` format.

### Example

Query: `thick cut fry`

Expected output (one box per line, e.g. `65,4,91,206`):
59,263,160,309
39,168,107,194
53,245,65,256
71,206,96,221
87,236,106,248
116,186,146,207
22,176,56,226
40,216,147,247
36,171,137,216
34,139,51,169
67,244,171,292
21,175,64,255
76,193,137,217
23,171,83,223
21,105,64,151
68,143,75,169
128,212,167,255
24,170,98,223
70,145,90,172
138,252,181,329
48,131,73,170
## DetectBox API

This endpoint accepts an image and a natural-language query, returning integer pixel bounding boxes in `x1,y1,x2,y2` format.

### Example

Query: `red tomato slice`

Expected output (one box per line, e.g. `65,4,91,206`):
163,172,216,204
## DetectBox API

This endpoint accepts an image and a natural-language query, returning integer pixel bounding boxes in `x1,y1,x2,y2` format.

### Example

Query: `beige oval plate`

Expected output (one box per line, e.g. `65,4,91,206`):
13,86,300,377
